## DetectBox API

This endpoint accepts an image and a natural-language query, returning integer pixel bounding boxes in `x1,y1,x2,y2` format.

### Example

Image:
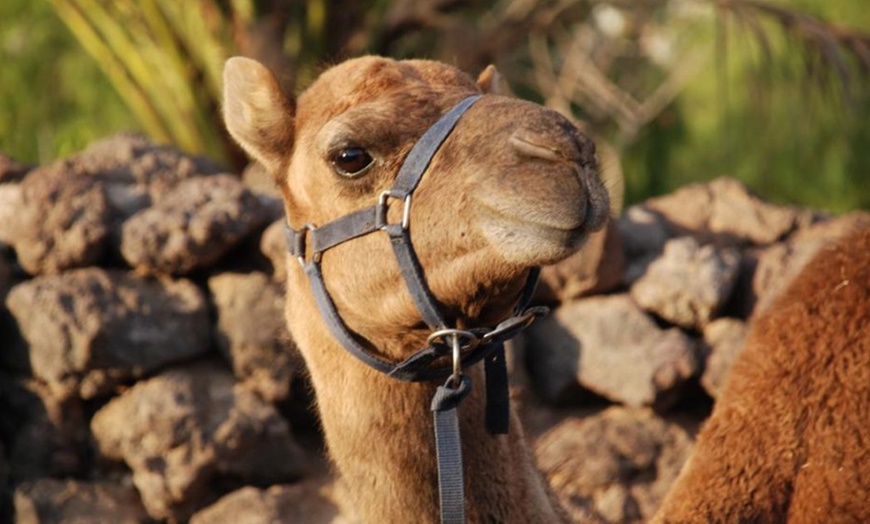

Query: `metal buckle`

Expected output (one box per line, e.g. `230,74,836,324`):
377,190,412,230
295,223,322,267
480,306,549,345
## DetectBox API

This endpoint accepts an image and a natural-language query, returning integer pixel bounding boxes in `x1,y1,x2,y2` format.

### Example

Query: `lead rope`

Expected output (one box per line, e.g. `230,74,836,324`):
432,371,472,524
432,328,476,524
286,95,547,523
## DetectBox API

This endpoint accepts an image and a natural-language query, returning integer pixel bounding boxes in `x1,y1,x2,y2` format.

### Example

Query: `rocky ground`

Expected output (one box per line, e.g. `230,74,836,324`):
1,134,867,523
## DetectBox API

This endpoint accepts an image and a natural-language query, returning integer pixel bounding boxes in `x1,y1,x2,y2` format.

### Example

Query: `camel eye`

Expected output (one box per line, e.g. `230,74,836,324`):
330,147,374,178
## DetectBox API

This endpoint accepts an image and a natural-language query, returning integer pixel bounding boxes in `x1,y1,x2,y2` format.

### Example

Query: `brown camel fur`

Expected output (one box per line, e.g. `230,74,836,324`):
223,55,610,522
654,226,870,523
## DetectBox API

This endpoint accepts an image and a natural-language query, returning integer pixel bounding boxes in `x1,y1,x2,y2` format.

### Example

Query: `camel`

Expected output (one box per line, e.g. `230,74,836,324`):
223,55,610,522
653,225,870,523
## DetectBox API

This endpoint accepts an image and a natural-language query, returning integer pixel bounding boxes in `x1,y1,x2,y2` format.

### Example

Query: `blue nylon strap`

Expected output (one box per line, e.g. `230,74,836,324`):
392,95,482,197
513,267,541,314
303,250,541,384
309,206,379,254
431,375,473,524
484,344,510,435
481,267,541,435
303,261,398,375
385,223,447,330
377,96,482,330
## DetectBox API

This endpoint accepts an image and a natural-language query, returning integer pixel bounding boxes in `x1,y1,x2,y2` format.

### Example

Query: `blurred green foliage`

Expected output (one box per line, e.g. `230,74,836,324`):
0,0,134,163
622,1,870,211
0,0,867,212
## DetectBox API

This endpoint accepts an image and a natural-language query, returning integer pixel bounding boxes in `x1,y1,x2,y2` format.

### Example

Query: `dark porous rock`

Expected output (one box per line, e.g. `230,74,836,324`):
630,236,740,330
0,255,11,304
190,480,345,524
121,174,272,275
789,210,870,244
14,478,149,524
536,407,693,524
10,163,111,275
5,268,209,398
623,251,660,288
239,162,284,223
0,182,22,247
90,361,308,522
0,375,87,481
751,211,870,314
261,219,289,281
619,205,671,259
539,217,625,302
700,318,748,398
73,133,225,218
1,295,35,376
643,177,808,246
618,205,672,286
5,135,225,266
209,271,299,402
750,242,807,316
526,294,697,409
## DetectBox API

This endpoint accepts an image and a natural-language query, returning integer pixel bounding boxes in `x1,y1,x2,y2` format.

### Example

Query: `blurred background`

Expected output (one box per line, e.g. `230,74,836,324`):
1,0,868,211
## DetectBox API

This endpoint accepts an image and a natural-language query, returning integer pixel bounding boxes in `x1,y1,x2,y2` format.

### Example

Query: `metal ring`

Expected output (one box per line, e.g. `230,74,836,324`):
426,328,480,352
450,334,462,386
427,329,479,388
400,193,412,229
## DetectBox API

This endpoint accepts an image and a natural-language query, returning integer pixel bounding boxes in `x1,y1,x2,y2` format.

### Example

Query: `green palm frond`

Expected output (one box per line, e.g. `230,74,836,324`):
48,0,234,162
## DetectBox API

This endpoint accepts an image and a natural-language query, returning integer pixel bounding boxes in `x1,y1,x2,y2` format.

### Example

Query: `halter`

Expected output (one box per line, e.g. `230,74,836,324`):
285,94,548,524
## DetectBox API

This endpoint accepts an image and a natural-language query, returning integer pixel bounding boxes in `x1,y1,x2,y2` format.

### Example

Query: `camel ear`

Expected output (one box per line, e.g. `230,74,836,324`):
223,57,295,173
476,65,513,97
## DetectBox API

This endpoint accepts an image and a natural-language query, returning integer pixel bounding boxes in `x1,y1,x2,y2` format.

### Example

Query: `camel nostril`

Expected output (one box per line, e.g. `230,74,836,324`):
509,133,564,162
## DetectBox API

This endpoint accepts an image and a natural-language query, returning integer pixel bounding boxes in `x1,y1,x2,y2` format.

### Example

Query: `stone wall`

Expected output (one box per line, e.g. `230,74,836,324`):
0,135,866,523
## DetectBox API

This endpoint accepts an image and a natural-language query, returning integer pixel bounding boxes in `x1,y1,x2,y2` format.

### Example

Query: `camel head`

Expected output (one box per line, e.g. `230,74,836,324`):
223,56,609,350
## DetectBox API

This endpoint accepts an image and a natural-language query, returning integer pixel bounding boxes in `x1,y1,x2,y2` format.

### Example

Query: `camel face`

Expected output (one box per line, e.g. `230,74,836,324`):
224,56,609,333
286,57,609,266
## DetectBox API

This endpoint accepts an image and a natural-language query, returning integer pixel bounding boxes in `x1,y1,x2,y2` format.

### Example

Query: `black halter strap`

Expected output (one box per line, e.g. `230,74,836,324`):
285,94,548,523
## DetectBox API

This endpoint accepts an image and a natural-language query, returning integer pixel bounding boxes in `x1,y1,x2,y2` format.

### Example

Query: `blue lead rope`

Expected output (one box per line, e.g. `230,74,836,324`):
431,375,473,524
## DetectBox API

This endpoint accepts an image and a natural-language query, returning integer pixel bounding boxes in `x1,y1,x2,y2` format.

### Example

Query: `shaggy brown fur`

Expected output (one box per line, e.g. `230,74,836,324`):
654,226,870,523
223,55,610,522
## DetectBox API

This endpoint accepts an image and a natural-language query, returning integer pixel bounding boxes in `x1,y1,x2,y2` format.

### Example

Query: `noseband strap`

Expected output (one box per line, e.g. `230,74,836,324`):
285,94,548,523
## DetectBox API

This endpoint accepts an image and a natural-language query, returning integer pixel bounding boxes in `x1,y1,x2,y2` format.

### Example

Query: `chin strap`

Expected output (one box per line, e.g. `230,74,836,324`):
286,95,549,523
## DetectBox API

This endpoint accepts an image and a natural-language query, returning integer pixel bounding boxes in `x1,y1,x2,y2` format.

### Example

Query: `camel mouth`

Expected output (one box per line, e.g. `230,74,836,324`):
475,199,599,266
477,202,589,240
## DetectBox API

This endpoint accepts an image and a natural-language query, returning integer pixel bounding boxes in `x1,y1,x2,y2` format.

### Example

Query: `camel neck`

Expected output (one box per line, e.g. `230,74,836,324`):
289,290,563,522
